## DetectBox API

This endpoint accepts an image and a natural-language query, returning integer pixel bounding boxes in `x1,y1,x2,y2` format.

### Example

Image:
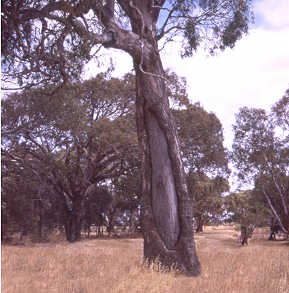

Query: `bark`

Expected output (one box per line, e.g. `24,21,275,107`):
240,226,248,245
195,215,204,233
107,209,116,237
263,155,289,217
96,214,105,237
262,187,288,233
133,43,200,275
129,209,138,234
37,201,43,240
64,199,82,242
93,0,200,275
86,224,91,239
269,218,280,241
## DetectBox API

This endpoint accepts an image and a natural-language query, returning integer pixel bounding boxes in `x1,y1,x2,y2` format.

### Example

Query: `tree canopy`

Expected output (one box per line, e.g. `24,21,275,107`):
231,88,289,234
2,0,253,90
174,103,229,175
224,190,270,227
2,71,231,241
1,73,138,242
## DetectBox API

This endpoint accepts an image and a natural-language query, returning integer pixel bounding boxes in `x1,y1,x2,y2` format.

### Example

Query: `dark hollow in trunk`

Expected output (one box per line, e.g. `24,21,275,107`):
148,111,180,248
134,48,200,275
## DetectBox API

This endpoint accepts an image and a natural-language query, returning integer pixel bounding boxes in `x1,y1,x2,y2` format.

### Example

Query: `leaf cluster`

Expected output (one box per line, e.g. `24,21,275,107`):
231,88,289,231
2,0,253,90
173,102,229,175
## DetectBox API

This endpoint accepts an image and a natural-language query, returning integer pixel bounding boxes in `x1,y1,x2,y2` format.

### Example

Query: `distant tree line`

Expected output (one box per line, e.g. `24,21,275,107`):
1,72,230,242
2,73,288,243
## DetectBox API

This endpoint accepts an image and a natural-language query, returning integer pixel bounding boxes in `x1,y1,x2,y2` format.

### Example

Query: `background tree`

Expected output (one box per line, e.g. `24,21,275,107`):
83,185,113,238
173,102,229,232
253,174,289,233
2,70,228,242
174,103,229,175
1,151,63,241
224,190,270,227
1,156,38,240
272,88,289,132
1,73,137,242
188,173,229,232
112,151,142,235
231,89,289,234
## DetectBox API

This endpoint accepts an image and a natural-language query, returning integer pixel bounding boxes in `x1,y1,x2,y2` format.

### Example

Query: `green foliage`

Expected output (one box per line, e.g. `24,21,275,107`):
173,103,229,175
272,88,289,136
221,10,249,49
1,73,138,240
1,156,62,241
231,88,289,232
2,68,231,238
83,185,113,226
224,190,270,226
187,172,229,229
1,0,253,89
174,0,253,57
182,18,200,57
232,107,275,182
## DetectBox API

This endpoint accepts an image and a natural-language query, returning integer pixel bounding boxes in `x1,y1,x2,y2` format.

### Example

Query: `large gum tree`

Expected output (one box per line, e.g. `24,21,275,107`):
2,0,253,275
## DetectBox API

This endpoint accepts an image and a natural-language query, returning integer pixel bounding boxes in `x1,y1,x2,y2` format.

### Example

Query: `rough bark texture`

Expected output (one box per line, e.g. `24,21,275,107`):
133,40,200,274
148,111,180,248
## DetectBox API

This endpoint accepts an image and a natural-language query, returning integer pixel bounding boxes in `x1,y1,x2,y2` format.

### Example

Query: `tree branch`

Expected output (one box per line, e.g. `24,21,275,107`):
262,187,288,233
263,154,289,216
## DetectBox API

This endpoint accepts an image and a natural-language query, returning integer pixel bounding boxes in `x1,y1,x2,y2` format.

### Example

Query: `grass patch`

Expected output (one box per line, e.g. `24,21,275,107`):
2,227,289,293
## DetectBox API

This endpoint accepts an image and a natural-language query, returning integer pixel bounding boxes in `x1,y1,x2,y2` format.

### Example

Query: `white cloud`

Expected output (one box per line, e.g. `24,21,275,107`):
162,25,289,148
253,0,289,30
84,48,133,79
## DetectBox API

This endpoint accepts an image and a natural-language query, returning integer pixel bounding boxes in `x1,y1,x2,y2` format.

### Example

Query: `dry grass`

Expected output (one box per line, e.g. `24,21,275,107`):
2,227,289,293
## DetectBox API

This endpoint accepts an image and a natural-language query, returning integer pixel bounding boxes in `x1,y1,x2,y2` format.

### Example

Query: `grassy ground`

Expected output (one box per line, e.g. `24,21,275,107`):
2,226,289,293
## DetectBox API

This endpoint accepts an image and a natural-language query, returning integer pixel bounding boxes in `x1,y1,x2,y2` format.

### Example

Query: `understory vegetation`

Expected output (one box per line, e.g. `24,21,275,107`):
2,226,289,293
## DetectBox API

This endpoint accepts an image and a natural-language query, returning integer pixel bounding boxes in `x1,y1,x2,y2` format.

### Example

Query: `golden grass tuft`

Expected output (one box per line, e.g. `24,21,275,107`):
2,227,289,293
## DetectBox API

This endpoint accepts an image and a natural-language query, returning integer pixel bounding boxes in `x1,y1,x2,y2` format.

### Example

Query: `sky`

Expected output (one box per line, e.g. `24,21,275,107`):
89,0,289,150
162,0,289,149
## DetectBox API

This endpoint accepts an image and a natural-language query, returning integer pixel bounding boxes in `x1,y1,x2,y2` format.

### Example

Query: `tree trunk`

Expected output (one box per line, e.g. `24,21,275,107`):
64,199,82,242
129,208,137,234
240,225,249,245
19,224,28,240
38,201,43,240
195,214,204,233
134,45,200,275
107,209,115,237
86,224,91,239
262,187,288,233
100,0,200,275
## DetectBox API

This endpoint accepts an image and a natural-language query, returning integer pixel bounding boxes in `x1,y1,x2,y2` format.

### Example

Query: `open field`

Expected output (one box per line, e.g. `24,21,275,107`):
2,226,289,293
